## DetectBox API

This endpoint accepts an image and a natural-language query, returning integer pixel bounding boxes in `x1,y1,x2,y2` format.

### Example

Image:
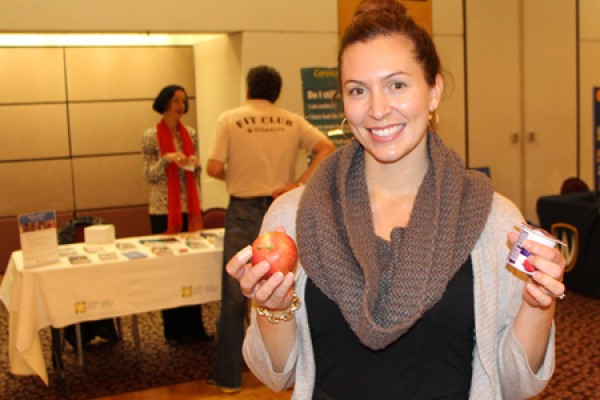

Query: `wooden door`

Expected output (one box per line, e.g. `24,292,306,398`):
521,0,577,220
466,0,577,222
466,0,523,212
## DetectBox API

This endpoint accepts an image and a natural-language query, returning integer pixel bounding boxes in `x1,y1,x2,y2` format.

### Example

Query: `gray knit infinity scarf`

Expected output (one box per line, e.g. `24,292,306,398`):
296,132,493,350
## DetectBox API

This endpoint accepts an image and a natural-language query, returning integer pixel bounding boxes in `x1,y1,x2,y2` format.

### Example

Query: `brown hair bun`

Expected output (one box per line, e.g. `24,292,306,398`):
354,0,407,18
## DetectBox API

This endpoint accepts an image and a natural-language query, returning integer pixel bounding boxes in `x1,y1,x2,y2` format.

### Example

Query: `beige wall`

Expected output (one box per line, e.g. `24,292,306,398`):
194,35,244,210
0,0,337,33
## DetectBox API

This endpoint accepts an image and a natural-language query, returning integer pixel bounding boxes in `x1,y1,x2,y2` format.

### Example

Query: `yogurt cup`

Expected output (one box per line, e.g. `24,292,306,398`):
507,223,564,275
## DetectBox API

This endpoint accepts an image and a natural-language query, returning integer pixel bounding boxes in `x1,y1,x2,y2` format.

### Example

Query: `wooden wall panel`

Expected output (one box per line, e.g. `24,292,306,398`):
0,46,196,221
0,104,70,160
0,160,74,215
0,0,337,34
338,0,433,43
69,100,197,155
72,155,150,209
0,48,66,103
80,206,151,238
580,0,600,40
432,0,463,35
64,47,196,101
434,36,465,160
578,41,600,188
69,101,156,155
577,0,600,189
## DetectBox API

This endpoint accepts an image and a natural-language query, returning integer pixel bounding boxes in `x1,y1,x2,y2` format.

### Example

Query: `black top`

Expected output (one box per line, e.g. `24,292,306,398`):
307,257,475,400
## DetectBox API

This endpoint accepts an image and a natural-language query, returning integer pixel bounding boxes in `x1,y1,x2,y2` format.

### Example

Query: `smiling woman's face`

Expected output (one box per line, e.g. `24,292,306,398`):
341,34,442,166
164,89,187,121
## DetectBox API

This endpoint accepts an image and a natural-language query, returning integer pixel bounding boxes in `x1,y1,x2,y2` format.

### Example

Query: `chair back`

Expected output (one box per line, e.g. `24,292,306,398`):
202,208,226,229
560,177,590,194
58,216,106,245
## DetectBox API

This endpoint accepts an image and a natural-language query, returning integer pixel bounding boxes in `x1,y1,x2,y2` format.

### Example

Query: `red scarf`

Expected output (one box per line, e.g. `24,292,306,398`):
156,119,203,233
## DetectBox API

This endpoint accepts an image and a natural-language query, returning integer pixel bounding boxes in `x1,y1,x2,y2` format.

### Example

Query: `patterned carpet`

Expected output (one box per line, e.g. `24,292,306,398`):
1,291,599,399
532,290,600,400
0,302,221,400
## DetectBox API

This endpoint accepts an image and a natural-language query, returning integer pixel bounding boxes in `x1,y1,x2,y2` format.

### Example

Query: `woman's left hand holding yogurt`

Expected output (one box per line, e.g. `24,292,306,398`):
508,231,567,308
509,230,566,373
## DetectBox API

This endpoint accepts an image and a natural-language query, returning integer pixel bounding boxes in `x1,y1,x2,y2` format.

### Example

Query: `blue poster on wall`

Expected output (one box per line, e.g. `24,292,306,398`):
300,67,346,145
594,87,600,193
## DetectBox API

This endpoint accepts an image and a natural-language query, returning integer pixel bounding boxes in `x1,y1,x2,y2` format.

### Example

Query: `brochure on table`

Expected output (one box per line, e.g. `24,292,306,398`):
18,210,59,268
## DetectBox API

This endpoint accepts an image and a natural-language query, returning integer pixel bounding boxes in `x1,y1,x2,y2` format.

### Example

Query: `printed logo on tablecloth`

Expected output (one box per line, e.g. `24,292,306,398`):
551,223,579,273
74,301,87,314
181,286,193,298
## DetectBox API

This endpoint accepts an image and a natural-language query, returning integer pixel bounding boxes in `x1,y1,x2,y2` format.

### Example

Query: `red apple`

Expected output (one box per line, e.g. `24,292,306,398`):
251,231,298,279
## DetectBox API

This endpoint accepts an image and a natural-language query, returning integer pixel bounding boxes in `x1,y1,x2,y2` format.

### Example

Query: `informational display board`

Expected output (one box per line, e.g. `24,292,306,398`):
300,67,345,145
18,210,59,268
594,87,600,193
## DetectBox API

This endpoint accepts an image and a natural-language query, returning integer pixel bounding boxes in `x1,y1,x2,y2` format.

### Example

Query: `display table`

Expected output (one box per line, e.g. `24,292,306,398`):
537,192,600,297
0,229,224,384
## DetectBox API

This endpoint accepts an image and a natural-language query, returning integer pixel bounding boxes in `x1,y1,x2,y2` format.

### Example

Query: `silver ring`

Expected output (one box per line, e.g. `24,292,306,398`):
541,287,566,300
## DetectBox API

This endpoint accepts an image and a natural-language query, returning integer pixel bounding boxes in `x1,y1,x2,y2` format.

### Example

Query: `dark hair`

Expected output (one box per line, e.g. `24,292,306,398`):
152,84,188,114
338,0,441,86
246,65,282,103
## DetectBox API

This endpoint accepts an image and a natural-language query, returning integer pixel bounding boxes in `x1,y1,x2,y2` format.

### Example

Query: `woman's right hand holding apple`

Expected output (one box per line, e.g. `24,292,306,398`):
227,245,296,311
227,243,298,373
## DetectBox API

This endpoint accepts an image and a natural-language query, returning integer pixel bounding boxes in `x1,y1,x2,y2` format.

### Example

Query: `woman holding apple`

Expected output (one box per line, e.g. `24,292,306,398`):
142,84,211,344
226,0,565,398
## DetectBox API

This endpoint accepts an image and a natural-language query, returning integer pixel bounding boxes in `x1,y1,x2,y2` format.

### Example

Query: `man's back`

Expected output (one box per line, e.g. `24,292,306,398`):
209,99,325,198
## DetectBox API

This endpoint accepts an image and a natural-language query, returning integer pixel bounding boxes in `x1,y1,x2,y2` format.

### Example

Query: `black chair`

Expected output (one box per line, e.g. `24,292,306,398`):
560,177,590,194
471,166,491,178
537,192,600,297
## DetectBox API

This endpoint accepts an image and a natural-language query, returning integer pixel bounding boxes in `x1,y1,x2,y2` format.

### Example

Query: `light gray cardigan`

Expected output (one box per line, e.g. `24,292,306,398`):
243,188,555,399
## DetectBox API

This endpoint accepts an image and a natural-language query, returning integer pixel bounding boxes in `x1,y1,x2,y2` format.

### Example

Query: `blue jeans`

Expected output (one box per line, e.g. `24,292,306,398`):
211,196,273,388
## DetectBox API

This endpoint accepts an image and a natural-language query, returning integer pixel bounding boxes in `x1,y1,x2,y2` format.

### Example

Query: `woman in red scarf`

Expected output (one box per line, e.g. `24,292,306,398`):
142,84,211,344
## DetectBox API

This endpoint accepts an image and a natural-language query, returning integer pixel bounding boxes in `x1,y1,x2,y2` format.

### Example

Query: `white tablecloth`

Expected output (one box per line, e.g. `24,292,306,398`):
0,229,224,384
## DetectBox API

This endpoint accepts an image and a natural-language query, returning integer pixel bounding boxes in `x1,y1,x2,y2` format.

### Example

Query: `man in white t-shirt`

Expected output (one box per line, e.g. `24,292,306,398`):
206,65,335,392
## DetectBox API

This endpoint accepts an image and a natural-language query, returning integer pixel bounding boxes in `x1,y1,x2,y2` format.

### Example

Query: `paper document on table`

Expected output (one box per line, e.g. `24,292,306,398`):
18,210,59,268
180,164,195,172
123,251,148,260
98,252,119,261
68,255,91,264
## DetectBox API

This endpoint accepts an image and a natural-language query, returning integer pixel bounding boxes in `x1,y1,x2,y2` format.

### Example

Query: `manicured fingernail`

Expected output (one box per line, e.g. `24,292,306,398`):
272,271,284,280
239,246,252,259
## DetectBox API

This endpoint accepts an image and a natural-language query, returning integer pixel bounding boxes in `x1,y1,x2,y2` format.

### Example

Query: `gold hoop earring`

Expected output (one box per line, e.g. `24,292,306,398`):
428,111,440,131
327,118,354,143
